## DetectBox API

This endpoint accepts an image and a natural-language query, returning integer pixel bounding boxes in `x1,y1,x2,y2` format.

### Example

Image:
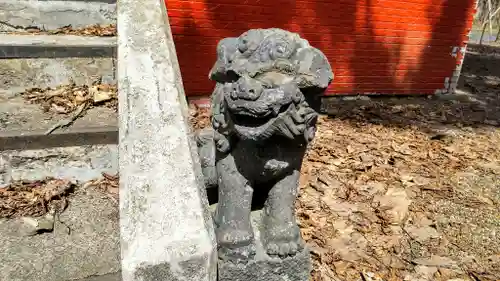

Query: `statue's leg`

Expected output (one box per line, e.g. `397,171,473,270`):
215,152,255,260
262,169,303,257
195,128,218,189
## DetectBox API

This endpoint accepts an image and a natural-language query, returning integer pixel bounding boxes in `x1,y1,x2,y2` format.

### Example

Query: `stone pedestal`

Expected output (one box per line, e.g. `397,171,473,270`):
218,211,311,281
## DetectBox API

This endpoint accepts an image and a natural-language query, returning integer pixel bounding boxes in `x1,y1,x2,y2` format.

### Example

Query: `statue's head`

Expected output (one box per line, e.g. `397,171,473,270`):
209,28,333,142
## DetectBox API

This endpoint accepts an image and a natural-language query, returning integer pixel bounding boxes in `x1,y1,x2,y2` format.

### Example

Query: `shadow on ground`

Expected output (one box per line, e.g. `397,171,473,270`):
322,44,500,130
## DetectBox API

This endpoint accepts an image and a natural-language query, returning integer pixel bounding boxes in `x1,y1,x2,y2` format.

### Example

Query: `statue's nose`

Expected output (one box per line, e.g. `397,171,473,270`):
234,77,263,101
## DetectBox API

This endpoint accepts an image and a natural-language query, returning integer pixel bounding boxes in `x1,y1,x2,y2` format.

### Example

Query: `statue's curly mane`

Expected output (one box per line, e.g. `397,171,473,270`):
207,28,332,143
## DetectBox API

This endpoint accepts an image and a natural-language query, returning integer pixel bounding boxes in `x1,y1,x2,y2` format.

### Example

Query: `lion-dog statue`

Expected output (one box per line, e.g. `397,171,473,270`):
195,28,333,262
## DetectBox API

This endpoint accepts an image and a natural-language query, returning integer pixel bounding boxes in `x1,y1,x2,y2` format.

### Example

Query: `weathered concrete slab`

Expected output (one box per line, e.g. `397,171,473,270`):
0,126,118,151
0,1,116,31
0,58,115,97
0,98,117,186
0,187,120,281
0,95,117,134
0,34,116,58
0,144,118,187
118,0,216,280
0,34,116,47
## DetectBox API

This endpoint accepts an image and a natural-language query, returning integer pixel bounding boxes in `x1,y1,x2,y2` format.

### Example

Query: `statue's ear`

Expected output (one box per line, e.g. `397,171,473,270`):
294,47,333,89
209,37,239,83
294,47,334,112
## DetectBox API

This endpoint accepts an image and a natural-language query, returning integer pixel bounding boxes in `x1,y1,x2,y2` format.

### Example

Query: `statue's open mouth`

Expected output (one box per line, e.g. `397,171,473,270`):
230,112,273,128
228,102,290,129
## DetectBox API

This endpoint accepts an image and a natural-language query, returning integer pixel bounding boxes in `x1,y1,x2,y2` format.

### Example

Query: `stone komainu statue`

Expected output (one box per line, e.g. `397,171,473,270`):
196,28,333,262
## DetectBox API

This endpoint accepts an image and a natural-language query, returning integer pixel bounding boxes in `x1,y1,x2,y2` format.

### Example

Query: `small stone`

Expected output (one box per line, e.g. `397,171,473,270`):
19,212,55,236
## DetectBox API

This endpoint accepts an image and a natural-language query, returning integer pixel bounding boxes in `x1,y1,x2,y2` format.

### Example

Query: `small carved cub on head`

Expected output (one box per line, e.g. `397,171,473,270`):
196,28,333,261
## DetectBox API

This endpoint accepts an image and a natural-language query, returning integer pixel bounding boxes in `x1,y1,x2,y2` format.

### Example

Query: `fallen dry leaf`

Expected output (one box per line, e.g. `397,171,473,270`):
0,178,75,218
21,82,117,115
189,103,211,131
8,24,116,36
84,172,119,203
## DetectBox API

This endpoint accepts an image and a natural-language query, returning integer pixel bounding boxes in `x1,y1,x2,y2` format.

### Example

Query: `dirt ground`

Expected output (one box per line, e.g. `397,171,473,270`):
299,44,500,281
192,44,500,281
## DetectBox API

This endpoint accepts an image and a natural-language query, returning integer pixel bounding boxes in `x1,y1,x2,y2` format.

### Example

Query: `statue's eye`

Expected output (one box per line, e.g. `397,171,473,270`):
238,35,249,53
270,40,293,60
276,45,286,55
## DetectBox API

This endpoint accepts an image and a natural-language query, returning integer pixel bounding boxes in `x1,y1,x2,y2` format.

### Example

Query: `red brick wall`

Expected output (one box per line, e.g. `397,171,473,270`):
165,0,476,96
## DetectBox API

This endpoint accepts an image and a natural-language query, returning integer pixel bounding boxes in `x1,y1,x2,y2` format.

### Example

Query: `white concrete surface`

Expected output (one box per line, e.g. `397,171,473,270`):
0,0,115,31
0,34,116,47
117,0,217,280
0,144,118,187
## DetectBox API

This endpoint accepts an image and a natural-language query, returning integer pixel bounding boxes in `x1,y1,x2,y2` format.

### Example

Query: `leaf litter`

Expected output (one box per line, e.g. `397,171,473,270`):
83,173,119,204
189,103,211,130
7,24,116,36
20,82,117,134
298,116,500,281
0,178,75,219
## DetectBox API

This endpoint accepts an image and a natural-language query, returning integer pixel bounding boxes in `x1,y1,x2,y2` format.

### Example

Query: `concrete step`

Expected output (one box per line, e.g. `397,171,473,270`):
0,94,117,187
0,3,121,281
0,0,116,32
0,94,117,143
0,34,116,98
0,31,118,185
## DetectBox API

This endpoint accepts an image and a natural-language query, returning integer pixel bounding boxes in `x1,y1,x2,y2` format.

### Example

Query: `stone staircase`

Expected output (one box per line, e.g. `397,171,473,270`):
0,1,121,280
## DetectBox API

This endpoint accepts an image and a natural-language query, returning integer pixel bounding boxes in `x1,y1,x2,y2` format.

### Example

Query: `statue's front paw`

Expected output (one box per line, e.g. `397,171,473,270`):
219,243,256,262
266,240,304,258
263,225,304,258
217,227,256,262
